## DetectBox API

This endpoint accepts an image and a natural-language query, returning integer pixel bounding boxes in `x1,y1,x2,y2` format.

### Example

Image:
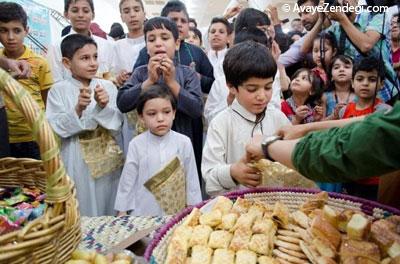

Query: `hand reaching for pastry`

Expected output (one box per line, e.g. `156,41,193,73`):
230,158,261,187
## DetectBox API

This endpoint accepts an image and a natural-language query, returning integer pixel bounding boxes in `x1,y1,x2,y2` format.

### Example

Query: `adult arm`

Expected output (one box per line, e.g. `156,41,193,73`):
300,16,324,54
0,57,31,79
278,37,306,67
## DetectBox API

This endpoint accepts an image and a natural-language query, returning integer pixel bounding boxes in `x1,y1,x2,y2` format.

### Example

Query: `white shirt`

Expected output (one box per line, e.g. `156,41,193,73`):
47,29,115,83
114,130,202,216
204,71,283,125
202,99,290,196
207,48,228,79
112,35,145,74
46,77,123,216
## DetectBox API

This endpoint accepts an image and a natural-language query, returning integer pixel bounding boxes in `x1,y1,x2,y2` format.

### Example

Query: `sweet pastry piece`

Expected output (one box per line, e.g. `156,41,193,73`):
218,213,238,231
315,256,336,264
211,249,235,264
371,219,400,254
274,239,302,252
190,245,213,264
291,210,310,229
272,249,308,264
322,205,339,229
183,208,201,226
252,218,276,235
277,235,301,245
258,256,280,264
310,215,341,249
288,224,313,244
337,209,356,233
346,213,371,240
208,230,233,249
340,238,381,264
235,249,257,264
212,196,233,215
388,242,400,258
200,210,222,227
278,247,307,259
312,237,336,258
272,201,290,228
229,228,252,251
189,225,213,247
248,234,270,255
231,213,257,232
300,192,328,215
166,226,193,264
230,197,251,214
248,202,268,220
299,240,318,264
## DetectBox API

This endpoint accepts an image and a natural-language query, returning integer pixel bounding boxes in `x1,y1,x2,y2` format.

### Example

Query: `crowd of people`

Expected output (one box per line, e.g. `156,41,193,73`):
0,0,399,217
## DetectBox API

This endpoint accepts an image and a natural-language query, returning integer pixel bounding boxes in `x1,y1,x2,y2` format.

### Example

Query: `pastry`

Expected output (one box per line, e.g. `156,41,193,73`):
248,234,270,255
235,249,257,264
211,249,235,264
200,210,222,227
346,214,371,240
229,228,252,251
212,196,233,215
189,225,213,247
340,238,381,263
208,230,233,249
190,245,213,264
231,213,257,232
230,197,251,214
310,215,341,249
218,213,238,231
272,201,290,228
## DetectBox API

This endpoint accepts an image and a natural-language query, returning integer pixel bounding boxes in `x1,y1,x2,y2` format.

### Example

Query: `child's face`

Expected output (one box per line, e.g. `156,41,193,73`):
65,0,94,33
120,0,145,32
312,38,335,69
146,26,178,60
140,97,175,136
229,77,273,115
187,30,201,47
167,11,189,40
0,20,28,55
290,71,312,95
352,70,382,100
331,59,353,83
63,44,98,85
208,22,229,51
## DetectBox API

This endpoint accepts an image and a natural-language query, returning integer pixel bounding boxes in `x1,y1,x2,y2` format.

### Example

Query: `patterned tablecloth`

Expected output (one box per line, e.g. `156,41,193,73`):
79,215,171,253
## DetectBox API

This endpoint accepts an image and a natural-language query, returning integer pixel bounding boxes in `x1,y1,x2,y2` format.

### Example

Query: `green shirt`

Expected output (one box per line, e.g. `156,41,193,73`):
293,102,400,182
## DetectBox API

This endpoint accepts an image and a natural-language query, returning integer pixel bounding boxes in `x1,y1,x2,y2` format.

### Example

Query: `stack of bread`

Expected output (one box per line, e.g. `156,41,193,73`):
165,192,400,264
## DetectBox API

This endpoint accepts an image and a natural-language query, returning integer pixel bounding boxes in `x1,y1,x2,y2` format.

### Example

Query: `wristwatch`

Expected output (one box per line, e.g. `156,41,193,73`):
261,135,282,162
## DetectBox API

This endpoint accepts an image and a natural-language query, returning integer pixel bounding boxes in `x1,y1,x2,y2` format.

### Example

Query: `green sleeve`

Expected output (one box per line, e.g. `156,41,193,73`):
292,102,400,182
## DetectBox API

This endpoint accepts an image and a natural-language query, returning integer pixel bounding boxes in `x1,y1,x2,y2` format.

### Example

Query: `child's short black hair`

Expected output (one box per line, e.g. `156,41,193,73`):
144,17,179,41
290,68,324,106
61,34,97,59
353,56,385,80
64,0,94,13
119,0,144,12
223,40,277,88
137,83,177,115
0,2,28,29
314,31,337,50
209,17,233,35
189,27,202,45
160,0,189,19
234,27,269,47
234,8,270,33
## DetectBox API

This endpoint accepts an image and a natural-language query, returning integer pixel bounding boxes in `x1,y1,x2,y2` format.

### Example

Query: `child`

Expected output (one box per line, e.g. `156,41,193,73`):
0,2,53,159
311,32,337,85
339,57,392,201
113,0,146,87
117,17,203,154
46,34,123,216
202,41,291,196
323,55,356,120
187,27,203,48
207,17,232,78
47,0,114,83
114,84,202,216
281,68,324,124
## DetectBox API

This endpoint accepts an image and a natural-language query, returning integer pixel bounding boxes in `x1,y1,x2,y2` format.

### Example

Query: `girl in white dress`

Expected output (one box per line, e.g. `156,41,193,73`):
114,84,202,216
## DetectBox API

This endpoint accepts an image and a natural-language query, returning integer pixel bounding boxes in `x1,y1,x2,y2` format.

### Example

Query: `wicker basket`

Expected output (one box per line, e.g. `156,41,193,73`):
144,187,400,263
0,68,81,263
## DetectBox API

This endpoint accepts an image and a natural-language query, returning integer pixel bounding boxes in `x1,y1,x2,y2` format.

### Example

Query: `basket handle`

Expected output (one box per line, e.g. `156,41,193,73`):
0,68,71,204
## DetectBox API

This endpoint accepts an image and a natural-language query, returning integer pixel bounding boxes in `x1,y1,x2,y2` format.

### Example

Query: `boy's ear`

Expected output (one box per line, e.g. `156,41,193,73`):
227,82,238,95
62,57,72,70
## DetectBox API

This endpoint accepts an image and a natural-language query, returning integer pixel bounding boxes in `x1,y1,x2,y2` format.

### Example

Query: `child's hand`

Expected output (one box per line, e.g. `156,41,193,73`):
294,105,309,123
159,57,176,86
115,70,131,87
333,103,346,119
94,84,109,108
75,86,91,117
313,105,324,121
147,55,162,83
230,158,261,187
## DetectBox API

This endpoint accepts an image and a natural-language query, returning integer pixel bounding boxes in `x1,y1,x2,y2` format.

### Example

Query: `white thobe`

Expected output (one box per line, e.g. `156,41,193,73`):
202,99,291,196
46,77,123,216
207,48,227,79
114,130,202,216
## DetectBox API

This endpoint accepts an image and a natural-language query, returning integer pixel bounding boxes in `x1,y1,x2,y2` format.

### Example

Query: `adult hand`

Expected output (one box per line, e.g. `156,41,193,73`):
266,5,280,25
245,135,265,163
76,86,91,117
0,58,31,79
230,157,261,187
271,40,281,62
223,4,242,20
94,84,109,108
276,124,309,140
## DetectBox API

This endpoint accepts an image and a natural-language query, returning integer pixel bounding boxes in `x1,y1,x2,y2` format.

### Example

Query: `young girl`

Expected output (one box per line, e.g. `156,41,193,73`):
281,68,324,124
114,84,202,216
47,0,114,83
311,32,337,85
323,55,356,120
